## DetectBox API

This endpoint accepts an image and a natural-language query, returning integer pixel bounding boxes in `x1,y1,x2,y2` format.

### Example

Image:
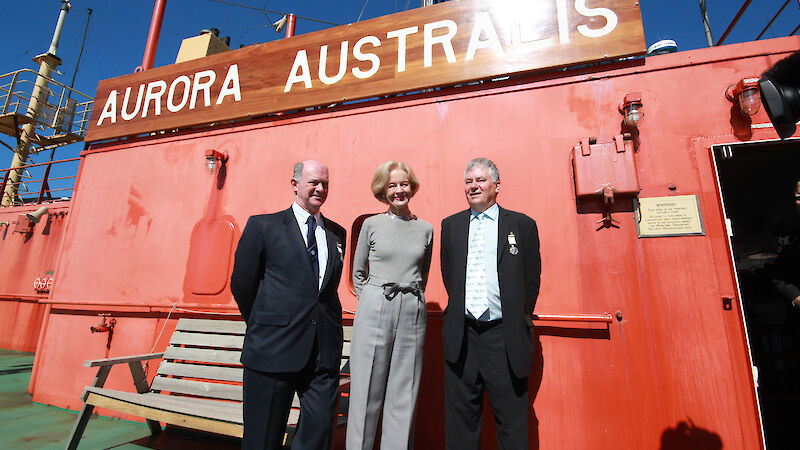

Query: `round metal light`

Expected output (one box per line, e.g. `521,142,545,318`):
619,92,644,128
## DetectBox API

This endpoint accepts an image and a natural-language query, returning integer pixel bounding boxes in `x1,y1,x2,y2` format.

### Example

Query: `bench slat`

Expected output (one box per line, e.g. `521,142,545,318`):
158,362,243,383
85,387,242,423
170,331,244,349
85,392,244,438
176,319,246,334
84,388,302,426
151,376,243,401
163,346,242,365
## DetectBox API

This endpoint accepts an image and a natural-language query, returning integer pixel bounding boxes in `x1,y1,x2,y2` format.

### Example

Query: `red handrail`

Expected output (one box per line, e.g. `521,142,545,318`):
0,157,80,206
0,157,80,172
533,313,615,323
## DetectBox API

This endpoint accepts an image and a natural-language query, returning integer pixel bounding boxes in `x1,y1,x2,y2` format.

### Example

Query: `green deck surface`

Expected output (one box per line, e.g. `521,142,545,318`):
0,349,239,449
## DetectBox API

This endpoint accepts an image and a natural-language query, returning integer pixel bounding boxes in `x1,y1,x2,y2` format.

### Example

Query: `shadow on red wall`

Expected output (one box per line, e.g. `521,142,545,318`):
660,419,722,450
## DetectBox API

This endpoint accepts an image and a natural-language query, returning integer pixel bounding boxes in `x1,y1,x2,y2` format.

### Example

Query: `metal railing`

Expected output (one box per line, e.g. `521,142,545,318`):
0,157,79,206
0,68,93,139
533,313,615,323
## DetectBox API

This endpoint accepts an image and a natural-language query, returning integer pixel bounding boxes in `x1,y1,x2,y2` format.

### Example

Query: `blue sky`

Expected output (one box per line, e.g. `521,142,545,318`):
1,0,798,199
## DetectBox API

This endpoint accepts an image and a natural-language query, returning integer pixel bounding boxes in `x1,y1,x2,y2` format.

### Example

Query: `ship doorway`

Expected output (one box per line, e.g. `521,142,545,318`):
713,139,800,449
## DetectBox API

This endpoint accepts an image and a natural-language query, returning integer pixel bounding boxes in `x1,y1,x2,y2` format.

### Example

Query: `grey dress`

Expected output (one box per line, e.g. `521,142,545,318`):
346,212,433,450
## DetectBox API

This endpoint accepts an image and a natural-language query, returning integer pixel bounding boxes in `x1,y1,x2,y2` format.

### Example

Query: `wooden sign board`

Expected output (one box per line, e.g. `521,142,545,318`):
86,0,645,142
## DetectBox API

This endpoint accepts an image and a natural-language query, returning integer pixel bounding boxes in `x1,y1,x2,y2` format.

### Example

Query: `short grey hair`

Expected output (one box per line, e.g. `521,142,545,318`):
464,158,500,182
292,162,304,180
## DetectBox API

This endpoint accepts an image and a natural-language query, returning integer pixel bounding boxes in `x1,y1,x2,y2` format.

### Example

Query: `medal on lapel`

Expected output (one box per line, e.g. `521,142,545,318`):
508,232,519,255
337,242,344,260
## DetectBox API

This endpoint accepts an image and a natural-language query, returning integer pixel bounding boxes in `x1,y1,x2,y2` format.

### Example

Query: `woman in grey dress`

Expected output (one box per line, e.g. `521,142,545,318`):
346,161,433,450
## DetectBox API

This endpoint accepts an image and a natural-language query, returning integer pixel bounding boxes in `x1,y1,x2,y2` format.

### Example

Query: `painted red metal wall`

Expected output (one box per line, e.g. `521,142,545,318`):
0,202,70,352
24,36,800,448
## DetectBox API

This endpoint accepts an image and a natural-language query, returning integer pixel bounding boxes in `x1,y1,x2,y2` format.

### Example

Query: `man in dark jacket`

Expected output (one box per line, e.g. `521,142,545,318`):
441,157,541,450
231,160,346,450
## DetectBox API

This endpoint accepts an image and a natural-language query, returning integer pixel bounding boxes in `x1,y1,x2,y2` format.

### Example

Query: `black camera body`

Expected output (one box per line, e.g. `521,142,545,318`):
759,50,800,139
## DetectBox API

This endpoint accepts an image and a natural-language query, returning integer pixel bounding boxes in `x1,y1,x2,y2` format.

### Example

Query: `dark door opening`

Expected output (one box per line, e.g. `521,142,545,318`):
714,139,800,449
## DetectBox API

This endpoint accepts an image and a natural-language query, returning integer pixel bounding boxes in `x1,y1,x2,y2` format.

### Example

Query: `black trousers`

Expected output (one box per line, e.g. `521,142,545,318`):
444,320,530,450
242,342,339,450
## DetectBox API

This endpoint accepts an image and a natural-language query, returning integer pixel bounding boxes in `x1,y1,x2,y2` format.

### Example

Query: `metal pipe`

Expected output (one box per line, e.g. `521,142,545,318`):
286,13,296,38
140,0,167,71
0,157,80,172
41,299,241,311
716,0,752,46
0,296,43,303
756,0,791,40
699,0,714,47
24,304,605,323
532,313,615,323
20,177,49,185
12,179,75,188
48,1,71,55
36,175,76,183
41,187,74,194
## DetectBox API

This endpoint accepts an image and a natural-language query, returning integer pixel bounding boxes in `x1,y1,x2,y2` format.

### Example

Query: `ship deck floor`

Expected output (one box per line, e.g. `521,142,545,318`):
0,349,241,450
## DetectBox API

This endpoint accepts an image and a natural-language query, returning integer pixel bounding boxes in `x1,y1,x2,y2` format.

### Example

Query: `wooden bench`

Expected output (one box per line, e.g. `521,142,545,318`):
66,318,351,449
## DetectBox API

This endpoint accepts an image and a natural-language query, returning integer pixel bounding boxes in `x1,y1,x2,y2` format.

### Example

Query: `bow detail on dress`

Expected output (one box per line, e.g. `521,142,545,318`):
381,282,422,302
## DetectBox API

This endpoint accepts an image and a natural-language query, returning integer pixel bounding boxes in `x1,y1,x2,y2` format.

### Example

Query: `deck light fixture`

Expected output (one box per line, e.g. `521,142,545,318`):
619,92,644,128
726,77,761,116
204,149,228,174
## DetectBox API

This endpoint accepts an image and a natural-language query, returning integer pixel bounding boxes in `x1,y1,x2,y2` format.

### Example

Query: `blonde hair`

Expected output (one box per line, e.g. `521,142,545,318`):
371,161,420,203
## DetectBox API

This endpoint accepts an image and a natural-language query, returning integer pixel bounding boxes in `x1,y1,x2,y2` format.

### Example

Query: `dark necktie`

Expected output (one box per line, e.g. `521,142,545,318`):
306,215,319,286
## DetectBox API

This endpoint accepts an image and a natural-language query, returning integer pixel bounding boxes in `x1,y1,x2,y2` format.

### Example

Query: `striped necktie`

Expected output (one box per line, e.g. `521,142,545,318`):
306,215,319,285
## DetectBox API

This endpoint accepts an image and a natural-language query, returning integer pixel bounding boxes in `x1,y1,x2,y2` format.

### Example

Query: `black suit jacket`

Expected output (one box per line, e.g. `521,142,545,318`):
231,207,346,373
440,206,541,378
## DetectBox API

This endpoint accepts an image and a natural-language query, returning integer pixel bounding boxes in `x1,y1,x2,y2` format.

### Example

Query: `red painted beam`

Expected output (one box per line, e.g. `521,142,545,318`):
716,0,752,46
139,0,167,71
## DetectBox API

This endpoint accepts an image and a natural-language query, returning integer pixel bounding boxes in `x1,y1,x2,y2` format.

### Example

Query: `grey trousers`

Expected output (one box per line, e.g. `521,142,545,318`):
346,282,427,450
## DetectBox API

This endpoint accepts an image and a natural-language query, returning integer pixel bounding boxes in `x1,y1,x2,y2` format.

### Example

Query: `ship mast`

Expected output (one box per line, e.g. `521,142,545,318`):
698,0,714,47
2,1,71,206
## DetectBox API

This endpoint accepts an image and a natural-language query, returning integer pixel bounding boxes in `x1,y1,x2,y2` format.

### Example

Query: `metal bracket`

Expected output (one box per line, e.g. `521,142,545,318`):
596,185,620,229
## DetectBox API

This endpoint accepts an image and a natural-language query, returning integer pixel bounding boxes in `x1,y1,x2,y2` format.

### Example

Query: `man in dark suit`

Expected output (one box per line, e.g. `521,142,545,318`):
231,159,346,450
440,157,541,450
